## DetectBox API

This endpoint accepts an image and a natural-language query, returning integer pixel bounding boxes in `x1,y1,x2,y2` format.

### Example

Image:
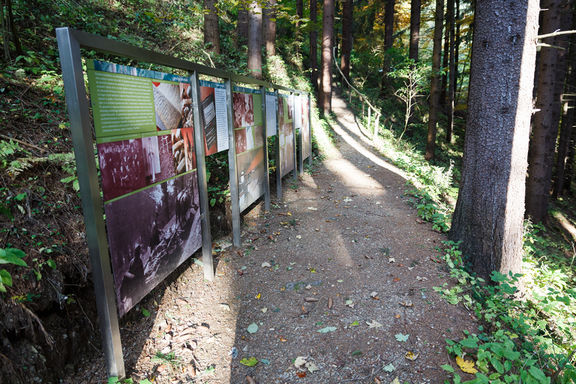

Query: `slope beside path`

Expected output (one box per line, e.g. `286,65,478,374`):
70,95,477,384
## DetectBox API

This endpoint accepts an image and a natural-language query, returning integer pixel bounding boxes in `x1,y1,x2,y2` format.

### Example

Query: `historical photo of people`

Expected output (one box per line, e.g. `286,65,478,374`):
97,134,176,201
233,92,255,128
105,171,202,316
154,82,194,131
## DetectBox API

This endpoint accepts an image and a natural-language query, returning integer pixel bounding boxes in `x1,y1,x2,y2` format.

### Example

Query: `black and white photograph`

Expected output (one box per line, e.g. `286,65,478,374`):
105,172,202,316
97,134,176,201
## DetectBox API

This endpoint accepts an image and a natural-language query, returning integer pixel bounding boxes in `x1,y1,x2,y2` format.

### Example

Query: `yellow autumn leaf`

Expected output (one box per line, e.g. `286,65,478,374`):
456,356,478,374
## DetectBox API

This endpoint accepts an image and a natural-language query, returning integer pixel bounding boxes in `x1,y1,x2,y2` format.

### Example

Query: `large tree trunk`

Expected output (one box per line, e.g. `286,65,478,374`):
247,0,263,79
409,0,421,62
440,10,449,111
310,0,319,93
552,2,575,198
563,121,576,195
340,0,353,84
525,0,571,223
380,0,395,89
449,0,539,280
319,0,335,115
446,0,455,143
424,0,444,161
203,0,220,54
263,0,277,56
237,8,249,47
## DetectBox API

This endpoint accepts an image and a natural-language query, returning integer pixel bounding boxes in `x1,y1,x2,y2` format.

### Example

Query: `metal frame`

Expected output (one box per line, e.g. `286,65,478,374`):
275,90,283,201
260,86,271,211
56,27,311,379
291,93,298,183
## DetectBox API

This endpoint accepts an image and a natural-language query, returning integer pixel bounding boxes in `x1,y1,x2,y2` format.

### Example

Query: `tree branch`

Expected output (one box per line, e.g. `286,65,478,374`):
537,29,576,40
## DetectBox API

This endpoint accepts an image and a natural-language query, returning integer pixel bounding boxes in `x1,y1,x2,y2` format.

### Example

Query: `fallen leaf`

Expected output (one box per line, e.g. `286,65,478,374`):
305,297,319,302
240,357,258,367
306,361,319,373
296,235,302,239
405,351,419,361
374,378,382,384
350,320,360,327
247,323,259,334
351,350,363,356
279,336,287,342
317,326,337,333
383,363,395,372
370,291,378,298
328,297,333,309
260,359,270,365
294,356,307,369
255,293,261,300
393,277,401,282
261,307,268,313
390,378,400,384
366,320,382,328
246,375,257,384
261,262,271,268
296,371,307,378
456,356,478,374
388,258,395,263
307,207,318,211
399,300,413,307
395,333,409,342
345,299,354,308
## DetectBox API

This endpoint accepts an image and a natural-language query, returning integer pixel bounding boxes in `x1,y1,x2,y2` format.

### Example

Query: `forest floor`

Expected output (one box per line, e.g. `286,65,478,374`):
67,95,478,384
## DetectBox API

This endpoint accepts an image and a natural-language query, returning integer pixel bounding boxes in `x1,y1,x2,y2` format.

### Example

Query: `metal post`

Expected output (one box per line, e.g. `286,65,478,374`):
260,86,270,211
291,93,297,183
308,93,313,167
56,27,125,379
374,113,380,141
276,91,282,201
190,71,214,281
367,107,372,132
226,80,241,247
298,95,304,175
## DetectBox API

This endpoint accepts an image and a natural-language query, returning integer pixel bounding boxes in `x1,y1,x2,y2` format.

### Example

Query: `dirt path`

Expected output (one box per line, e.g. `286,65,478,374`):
72,95,477,384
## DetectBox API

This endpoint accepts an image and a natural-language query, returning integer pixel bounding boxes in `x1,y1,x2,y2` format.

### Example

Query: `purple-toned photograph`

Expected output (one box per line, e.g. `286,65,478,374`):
105,172,202,316
97,134,176,201
237,147,266,211
235,128,248,154
233,92,255,128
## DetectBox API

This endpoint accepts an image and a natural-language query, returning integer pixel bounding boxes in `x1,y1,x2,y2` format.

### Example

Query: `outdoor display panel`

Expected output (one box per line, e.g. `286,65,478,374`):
199,80,229,155
278,94,295,177
265,92,277,137
301,95,311,160
232,89,267,211
87,60,202,316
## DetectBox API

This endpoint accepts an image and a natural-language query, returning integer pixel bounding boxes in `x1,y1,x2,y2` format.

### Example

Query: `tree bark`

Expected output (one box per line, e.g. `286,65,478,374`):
247,0,263,79
409,0,421,63
424,0,444,161
552,1,575,198
263,0,277,56
526,0,571,222
449,0,539,280
563,120,576,195
383,0,395,51
446,0,456,143
440,9,449,111
319,0,335,115
310,0,319,93
237,8,249,47
203,0,221,54
340,0,353,84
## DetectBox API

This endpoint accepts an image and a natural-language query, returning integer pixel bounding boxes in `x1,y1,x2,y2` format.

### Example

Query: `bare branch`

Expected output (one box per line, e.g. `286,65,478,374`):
537,29,576,40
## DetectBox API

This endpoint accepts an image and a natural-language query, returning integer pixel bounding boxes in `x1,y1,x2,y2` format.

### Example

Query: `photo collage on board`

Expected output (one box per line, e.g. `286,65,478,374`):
232,91,266,211
87,61,202,316
278,95,295,177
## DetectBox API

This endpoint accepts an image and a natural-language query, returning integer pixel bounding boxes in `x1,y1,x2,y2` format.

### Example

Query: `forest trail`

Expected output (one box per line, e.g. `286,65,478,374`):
70,94,478,383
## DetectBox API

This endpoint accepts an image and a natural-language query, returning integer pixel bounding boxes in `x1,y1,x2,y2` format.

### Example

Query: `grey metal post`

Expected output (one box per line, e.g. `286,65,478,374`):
260,87,271,211
56,28,125,378
226,80,241,247
374,112,380,141
308,93,313,167
291,93,297,183
368,106,372,132
190,71,215,281
276,91,282,201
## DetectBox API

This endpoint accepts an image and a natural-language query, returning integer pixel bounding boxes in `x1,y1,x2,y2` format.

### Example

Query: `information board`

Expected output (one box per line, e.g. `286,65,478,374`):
278,94,295,177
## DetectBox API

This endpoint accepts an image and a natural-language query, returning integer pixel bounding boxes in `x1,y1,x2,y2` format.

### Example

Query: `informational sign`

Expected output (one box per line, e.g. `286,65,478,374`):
278,94,295,177
294,95,302,130
232,88,266,211
87,60,202,316
301,96,311,160
199,80,229,155
265,93,277,137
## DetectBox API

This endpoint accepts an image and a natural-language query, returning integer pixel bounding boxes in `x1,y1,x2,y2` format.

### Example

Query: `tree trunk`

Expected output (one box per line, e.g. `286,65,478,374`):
310,0,319,93
237,8,249,47
409,0,421,63
424,0,444,161
454,0,460,105
563,121,576,195
380,0,395,90
446,0,455,143
440,9,449,111
449,0,539,280
319,0,335,115
247,0,263,79
263,0,277,56
340,0,353,84
552,2,575,198
526,0,571,223
203,0,220,54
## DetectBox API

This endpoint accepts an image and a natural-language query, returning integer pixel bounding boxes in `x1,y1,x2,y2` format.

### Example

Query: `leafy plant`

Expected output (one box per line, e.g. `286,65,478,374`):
0,248,27,293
